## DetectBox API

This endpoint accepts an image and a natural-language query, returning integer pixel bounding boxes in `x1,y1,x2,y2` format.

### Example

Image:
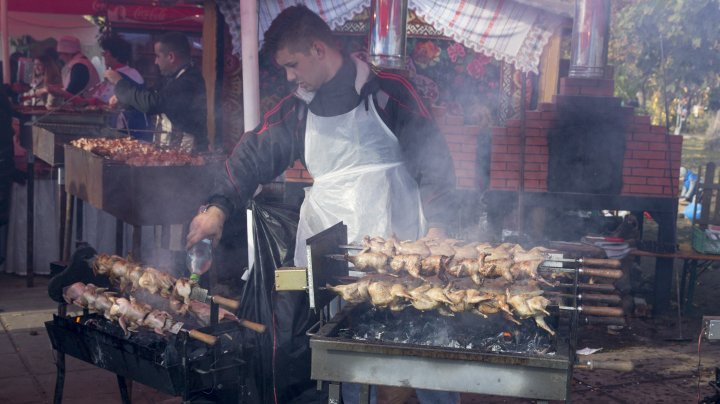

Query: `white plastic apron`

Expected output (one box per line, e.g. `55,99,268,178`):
294,99,426,266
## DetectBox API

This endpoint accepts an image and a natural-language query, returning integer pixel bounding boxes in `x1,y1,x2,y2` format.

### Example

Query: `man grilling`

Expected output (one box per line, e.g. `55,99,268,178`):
105,32,208,152
187,5,457,403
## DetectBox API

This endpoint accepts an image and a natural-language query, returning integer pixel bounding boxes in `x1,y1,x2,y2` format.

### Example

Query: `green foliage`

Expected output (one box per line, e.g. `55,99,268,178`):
609,0,720,130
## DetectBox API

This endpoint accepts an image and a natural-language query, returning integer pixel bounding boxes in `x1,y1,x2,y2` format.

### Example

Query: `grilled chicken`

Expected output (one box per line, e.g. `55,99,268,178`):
420,255,451,277
408,284,441,311
347,252,391,273
390,254,423,278
361,236,397,256
506,289,555,335
325,282,369,303
395,240,431,257
367,280,395,307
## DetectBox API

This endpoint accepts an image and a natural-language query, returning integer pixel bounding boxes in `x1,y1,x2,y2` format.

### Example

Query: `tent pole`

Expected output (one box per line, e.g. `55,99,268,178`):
240,0,260,131
240,0,261,276
1,0,9,84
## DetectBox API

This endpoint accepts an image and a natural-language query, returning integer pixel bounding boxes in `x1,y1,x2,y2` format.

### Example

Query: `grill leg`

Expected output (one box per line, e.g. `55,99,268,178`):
53,351,65,404
117,375,132,404
328,383,341,404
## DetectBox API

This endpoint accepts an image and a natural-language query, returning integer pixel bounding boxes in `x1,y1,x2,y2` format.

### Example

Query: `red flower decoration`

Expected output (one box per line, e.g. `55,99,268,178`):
412,41,441,68
447,43,466,63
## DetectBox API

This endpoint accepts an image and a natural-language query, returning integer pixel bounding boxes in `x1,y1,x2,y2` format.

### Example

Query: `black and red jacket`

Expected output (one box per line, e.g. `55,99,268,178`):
209,57,456,229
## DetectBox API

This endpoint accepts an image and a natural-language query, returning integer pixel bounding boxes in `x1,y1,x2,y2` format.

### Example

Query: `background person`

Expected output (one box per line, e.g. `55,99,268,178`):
95,34,150,141
186,5,457,403
49,35,100,99
104,32,208,151
18,54,63,107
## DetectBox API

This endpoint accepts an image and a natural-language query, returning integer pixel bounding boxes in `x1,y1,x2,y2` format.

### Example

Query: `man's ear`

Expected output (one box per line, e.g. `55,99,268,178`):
310,41,326,59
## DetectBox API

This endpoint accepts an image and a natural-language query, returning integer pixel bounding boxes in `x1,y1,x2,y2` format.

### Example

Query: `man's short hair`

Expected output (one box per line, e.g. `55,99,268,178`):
157,32,191,61
262,5,335,58
100,34,133,64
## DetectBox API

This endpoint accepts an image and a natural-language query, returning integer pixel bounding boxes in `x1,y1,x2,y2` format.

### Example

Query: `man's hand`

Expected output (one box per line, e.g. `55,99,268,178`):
186,206,226,249
104,69,122,85
108,95,119,107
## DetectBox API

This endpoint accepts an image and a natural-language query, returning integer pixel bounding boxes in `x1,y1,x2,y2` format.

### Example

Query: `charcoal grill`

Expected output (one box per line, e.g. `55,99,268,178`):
44,252,250,404
294,223,630,403
309,303,572,402
45,307,249,404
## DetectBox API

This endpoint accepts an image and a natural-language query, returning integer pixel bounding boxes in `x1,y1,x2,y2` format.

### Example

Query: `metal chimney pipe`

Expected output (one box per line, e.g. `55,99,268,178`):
368,0,409,70
569,0,611,79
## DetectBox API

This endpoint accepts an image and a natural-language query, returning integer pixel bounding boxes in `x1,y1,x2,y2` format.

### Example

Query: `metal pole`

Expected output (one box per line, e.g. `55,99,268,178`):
1,0,9,84
240,0,260,278
240,0,260,131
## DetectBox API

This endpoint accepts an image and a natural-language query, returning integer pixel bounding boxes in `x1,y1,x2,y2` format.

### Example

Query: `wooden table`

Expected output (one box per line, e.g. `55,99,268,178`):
631,245,720,314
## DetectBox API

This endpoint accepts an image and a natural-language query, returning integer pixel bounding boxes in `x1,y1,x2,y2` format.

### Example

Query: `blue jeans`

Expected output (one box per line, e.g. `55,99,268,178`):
342,383,460,404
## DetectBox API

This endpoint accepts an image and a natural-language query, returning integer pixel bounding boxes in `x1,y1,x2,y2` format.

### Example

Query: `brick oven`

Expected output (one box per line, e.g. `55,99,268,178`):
488,77,682,199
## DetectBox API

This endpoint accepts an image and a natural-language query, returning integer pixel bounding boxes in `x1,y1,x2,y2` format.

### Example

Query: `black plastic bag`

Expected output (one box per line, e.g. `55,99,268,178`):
238,200,318,404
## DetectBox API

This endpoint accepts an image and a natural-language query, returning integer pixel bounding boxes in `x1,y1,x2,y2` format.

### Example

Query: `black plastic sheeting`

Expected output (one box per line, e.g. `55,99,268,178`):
238,201,318,404
47,246,111,303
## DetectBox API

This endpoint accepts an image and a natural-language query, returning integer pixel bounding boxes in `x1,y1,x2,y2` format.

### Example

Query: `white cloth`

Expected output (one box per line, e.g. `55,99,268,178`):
216,0,565,73
293,99,426,266
92,65,144,103
2,180,158,276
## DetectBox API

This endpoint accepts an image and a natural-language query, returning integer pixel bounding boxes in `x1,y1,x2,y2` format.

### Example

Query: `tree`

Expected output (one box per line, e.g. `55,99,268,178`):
609,0,720,133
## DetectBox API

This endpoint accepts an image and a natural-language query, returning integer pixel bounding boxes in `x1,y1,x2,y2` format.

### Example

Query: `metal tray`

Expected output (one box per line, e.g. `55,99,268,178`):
64,145,222,225
309,304,572,401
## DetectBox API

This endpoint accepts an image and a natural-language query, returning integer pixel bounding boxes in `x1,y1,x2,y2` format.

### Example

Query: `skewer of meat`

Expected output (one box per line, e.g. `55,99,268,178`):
63,282,218,344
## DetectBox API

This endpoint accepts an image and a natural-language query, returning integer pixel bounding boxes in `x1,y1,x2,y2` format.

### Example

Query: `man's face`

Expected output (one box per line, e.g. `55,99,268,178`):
102,49,119,68
154,42,173,76
275,45,325,92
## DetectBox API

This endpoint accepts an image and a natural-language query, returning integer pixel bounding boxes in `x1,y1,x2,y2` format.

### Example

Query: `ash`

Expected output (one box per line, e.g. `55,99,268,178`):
340,307,555,355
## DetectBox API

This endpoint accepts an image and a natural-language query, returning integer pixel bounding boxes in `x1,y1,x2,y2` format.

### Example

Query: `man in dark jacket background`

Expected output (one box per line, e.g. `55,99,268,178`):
105,32,208,151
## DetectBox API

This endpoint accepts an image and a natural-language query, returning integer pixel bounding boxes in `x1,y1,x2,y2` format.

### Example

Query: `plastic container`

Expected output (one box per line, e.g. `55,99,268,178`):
186,238,213,282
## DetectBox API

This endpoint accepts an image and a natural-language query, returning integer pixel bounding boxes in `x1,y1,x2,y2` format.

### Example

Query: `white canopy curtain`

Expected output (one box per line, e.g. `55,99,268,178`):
7,11,99,46
217,0,567,73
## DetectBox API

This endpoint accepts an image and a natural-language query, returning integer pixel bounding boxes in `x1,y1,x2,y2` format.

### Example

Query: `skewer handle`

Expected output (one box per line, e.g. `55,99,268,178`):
576,360,634,372
212,295,240,311
578,305,624,317
186,329,218,345
581,258,622,268
578,268,624,279
547,292,622,304
579,293,622,304
237,319,267,333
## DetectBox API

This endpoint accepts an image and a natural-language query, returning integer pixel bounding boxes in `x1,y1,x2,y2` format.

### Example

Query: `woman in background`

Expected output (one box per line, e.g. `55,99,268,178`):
20,54,62,107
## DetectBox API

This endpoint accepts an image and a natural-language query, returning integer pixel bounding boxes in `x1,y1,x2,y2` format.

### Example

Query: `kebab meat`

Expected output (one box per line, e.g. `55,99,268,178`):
325,274,556,334
64,282,193,336
347,237,556,285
